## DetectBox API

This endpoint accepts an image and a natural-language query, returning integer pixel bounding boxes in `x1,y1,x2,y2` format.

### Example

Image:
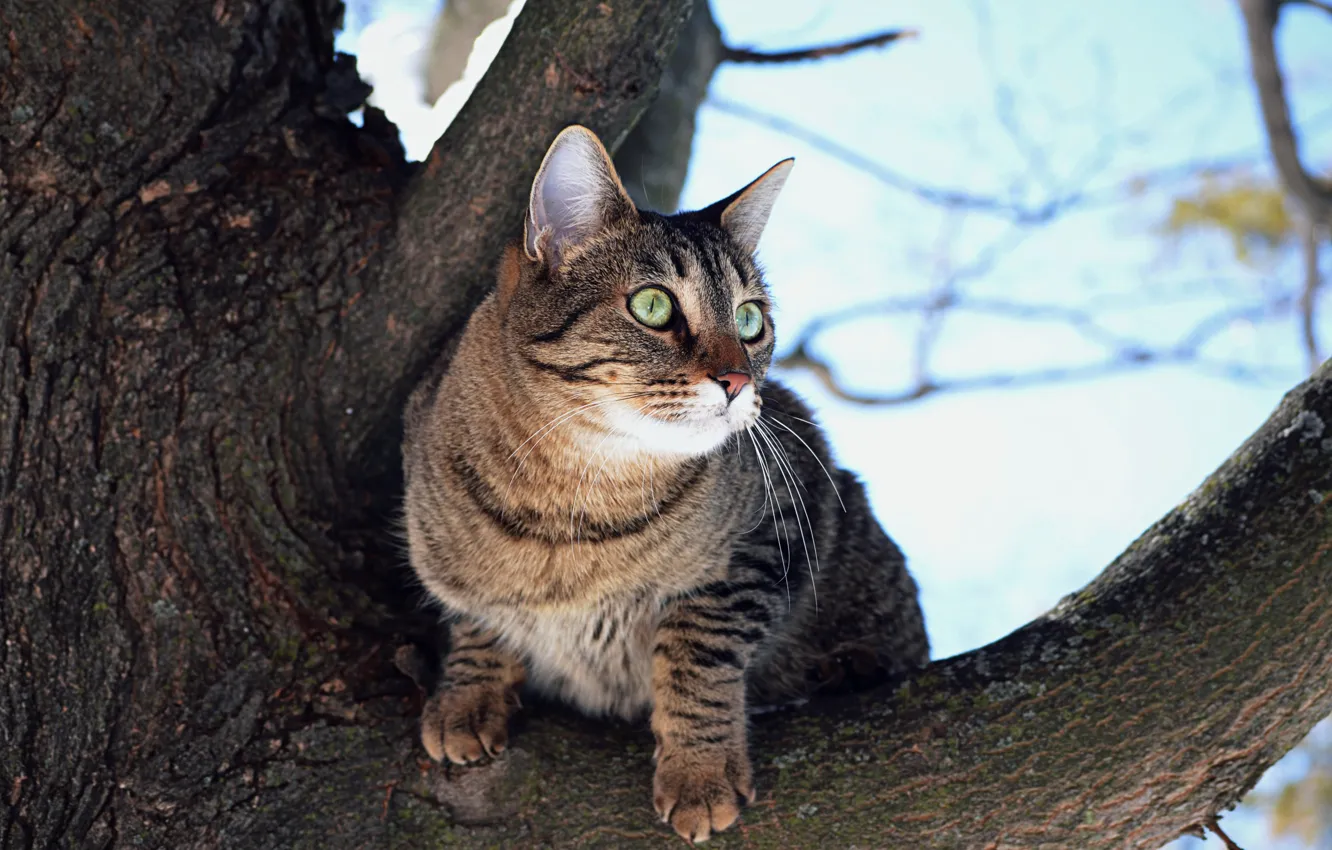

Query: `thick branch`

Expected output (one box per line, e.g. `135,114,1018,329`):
1240,0,1332,225
721,28,916,65
390,361,1332,846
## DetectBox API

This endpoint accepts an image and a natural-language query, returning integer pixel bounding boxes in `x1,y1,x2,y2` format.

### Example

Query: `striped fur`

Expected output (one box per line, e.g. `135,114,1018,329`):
402,127,928,842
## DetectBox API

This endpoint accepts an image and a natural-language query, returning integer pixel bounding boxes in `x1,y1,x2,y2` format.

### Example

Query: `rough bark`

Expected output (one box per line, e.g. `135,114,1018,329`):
0,0,686,847
1,2,1330,850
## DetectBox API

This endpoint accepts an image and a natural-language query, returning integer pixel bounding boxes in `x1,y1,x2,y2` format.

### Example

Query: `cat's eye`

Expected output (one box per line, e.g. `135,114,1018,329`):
735,302,764,342
628,287,674,329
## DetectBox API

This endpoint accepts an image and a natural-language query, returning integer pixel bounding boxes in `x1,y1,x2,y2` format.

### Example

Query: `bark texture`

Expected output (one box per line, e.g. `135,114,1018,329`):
1,1,1330,849
0,0,687,847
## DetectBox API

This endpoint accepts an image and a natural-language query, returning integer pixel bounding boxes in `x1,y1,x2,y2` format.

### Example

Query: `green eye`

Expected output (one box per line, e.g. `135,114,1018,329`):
736,302,764,342
629,287,674,329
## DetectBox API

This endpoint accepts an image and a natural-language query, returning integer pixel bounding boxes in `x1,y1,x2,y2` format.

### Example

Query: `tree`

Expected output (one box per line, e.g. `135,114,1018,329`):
1,1,1330,849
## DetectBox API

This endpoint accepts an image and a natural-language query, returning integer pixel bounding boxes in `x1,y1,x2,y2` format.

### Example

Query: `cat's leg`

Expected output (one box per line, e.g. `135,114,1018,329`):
421,616,526,764
650,576,775,842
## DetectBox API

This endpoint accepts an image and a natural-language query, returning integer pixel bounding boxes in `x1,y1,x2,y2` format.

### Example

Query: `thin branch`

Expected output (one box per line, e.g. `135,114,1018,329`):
721,28,916,65
1240,0,1332,224
704,97,1086,223
1289,0,1332,14
778,299,1281,407
1299,219,1325,373
971,0,1061,194
777,345,1123,406
776,344,1266,407
708,97,1332,227
1205,815,1247,850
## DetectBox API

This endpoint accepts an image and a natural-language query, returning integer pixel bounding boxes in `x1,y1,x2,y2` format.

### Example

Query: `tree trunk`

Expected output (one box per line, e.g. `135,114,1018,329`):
1,2,1329,850
0,1,688,847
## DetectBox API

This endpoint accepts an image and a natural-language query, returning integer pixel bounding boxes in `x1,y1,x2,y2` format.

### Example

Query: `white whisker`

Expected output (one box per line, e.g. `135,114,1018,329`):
570,429,615,543
754,419,819,613
763,414,845,512
746,429,791,610
501,391,651,505
577,433,621,542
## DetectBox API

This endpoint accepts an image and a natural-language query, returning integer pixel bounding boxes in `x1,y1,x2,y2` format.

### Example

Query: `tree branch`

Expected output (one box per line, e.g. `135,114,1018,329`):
721,28,917,65
392,361,1332,847
776,344,1264,407
706,96,1090,223
1240,0,1332,225
777,297,1281,406
1206,815,1248,850
1299,218,1325,373
1289,0,1332,15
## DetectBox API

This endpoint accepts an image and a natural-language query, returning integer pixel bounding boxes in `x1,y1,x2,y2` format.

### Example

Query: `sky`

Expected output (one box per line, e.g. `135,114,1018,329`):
337,2,1332,846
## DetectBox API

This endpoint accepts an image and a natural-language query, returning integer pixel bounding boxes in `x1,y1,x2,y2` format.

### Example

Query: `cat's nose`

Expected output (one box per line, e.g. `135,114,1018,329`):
712,372,751,403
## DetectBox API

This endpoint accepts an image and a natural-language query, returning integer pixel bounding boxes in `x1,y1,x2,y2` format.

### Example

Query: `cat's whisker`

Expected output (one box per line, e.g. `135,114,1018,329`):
738,453,772,535
756,420,819,562
502,391,652,505
754,420,819,613
578,434,621,542
570,428,615,543
648,459,663,524
745,429,791,610
762,414,846,512
763,406,819,429
507,391,648,465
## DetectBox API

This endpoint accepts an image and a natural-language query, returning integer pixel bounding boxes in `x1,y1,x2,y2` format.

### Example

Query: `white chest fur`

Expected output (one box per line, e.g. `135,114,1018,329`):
473,594,662,719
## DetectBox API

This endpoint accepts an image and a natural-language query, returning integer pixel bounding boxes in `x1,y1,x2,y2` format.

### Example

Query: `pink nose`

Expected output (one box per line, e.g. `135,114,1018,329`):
713,372,751,402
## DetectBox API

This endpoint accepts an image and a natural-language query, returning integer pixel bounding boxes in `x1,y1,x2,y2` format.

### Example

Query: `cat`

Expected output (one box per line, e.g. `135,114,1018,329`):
401,125,929,842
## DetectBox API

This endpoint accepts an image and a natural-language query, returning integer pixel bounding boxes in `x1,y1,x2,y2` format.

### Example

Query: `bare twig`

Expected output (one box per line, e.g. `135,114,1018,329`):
1240,0,1332,225
1204,815,1246,850
971,0,1061,194
1291,0,1332,14
778,299,1279,407
1300,218,1325,373
776,344,1264,407
709,97,1332,226
705,97,1086,223
721,28,916,65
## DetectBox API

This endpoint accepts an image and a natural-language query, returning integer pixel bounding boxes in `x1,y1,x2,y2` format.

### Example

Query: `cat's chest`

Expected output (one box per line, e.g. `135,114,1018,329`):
484,594,663,719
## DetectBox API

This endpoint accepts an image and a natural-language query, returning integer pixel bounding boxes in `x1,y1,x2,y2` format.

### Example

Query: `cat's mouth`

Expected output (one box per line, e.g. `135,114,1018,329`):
597,381,760,458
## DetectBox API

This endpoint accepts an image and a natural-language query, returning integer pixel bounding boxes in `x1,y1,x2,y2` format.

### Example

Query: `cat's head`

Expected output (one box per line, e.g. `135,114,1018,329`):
497,125,792,459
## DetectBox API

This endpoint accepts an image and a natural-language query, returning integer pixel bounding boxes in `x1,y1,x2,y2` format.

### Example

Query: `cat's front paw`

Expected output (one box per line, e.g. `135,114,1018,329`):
420,682,520,764
652,741,755,843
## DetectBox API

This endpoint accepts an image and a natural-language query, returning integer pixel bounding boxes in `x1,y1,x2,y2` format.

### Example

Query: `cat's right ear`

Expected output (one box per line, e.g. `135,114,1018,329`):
524,126,636,269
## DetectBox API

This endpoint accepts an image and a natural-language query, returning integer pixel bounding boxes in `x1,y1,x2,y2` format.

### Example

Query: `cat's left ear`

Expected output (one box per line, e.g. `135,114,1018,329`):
706,159,794,254
524,126,636,268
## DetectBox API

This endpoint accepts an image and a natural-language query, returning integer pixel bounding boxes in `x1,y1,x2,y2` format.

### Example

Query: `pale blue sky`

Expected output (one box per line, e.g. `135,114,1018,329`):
339,2,1331,846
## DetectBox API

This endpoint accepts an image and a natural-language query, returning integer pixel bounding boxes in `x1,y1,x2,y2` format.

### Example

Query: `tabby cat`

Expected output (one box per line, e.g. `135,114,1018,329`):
402,126,928,842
